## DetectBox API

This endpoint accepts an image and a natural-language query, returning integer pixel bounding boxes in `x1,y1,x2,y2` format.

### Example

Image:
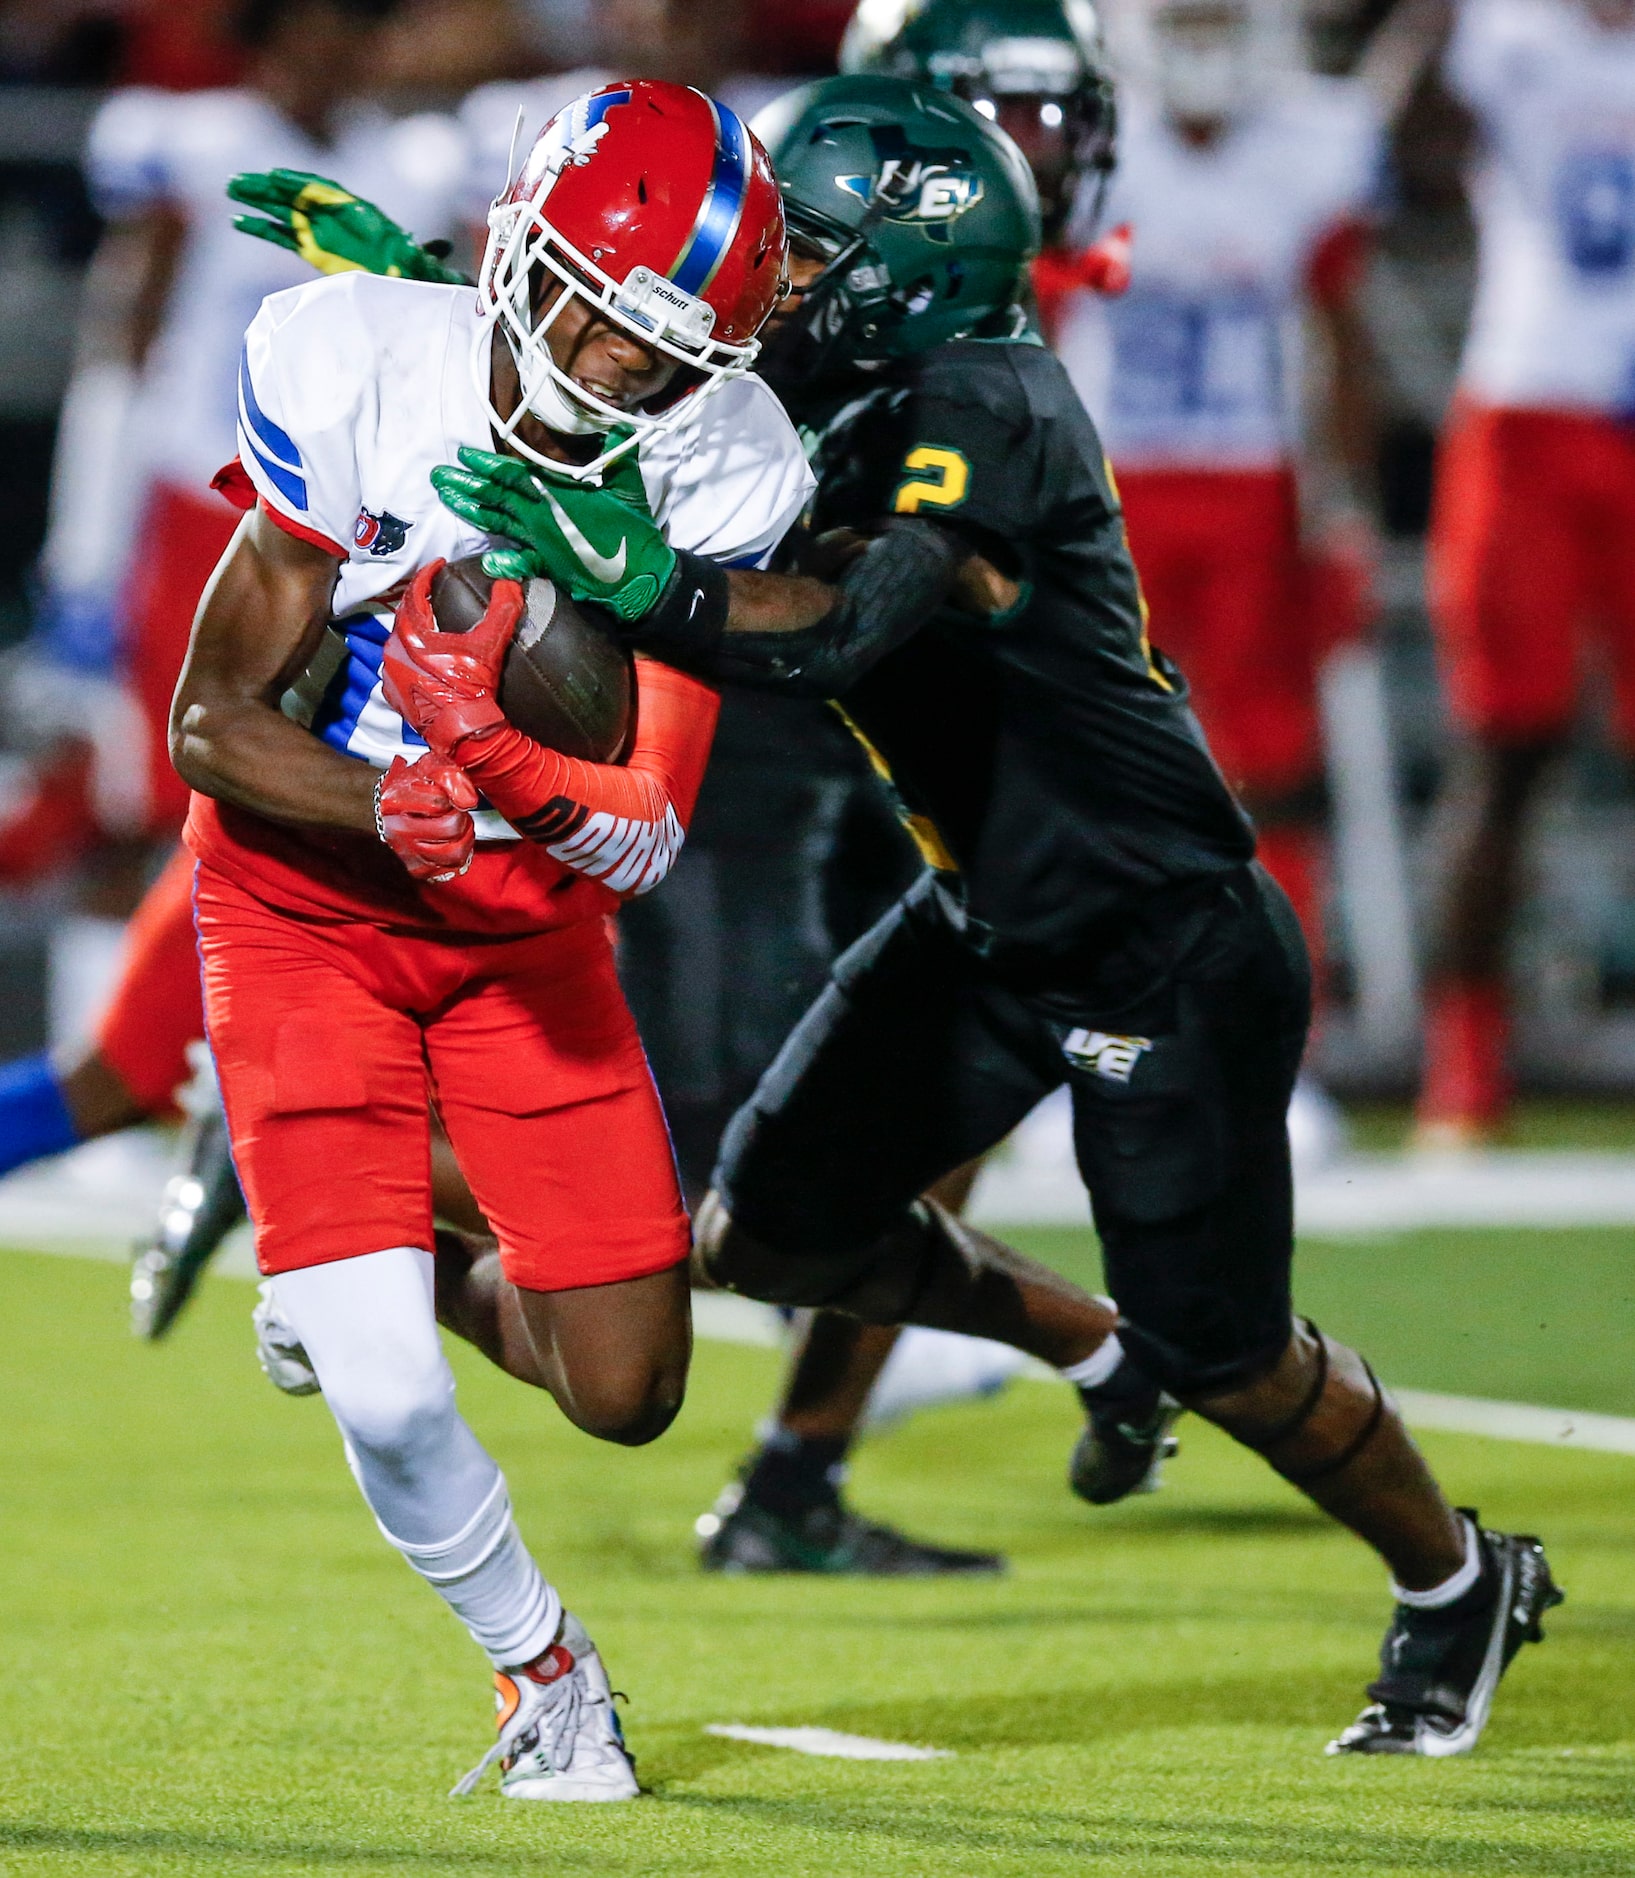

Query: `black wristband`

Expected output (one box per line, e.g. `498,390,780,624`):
629,550,731,664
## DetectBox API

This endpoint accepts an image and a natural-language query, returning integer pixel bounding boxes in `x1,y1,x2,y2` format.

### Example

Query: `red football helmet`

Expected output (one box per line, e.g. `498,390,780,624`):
474,80,789,479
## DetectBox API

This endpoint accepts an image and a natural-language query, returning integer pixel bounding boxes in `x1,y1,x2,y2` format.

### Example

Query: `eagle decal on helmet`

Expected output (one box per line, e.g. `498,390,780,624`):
836,125,987,236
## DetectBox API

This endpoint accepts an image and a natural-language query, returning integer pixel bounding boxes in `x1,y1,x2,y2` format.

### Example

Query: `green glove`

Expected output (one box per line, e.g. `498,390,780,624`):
431,445,677,621
227,169,470,285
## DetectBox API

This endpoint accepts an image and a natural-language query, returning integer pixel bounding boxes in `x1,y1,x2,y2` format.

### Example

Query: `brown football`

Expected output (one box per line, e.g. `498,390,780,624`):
428,554,634,764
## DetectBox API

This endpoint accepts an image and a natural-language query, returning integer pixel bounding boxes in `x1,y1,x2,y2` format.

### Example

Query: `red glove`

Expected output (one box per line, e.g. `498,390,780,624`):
374,752,480,882
380,559,526,761
1078,223,1133,297
1031,225,1134,342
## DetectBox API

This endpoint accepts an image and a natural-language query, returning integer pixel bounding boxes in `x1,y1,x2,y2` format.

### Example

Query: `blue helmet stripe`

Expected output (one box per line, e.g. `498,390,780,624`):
670,97,752,298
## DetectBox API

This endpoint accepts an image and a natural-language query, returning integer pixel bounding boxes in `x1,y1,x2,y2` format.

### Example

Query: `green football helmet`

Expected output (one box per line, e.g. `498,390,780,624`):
840,0,1117,240
750,73,1040,392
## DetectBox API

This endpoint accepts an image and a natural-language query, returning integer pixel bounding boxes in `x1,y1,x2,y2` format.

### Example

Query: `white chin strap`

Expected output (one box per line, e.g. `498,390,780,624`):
509,333,614,438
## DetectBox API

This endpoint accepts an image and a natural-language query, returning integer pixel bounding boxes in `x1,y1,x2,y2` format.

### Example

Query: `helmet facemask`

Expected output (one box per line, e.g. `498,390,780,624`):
753,203,894,398
472,185,767,483
968,74,1116,241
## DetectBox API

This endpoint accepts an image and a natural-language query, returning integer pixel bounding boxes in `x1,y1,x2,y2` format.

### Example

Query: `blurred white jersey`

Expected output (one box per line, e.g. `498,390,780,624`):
236,273,813,778
87,87,467,493
1054,78,1381,470
456,70,613,226
1448,0,1635,413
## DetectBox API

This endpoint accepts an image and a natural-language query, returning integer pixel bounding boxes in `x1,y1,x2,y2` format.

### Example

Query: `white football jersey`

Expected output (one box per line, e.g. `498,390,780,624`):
86,87,468,493
236,272,814,798
1053,77,1382,470
1448,0,1635,413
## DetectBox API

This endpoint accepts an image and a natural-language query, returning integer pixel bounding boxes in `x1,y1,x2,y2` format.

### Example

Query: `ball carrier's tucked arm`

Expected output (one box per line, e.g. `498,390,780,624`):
175,523,709,1442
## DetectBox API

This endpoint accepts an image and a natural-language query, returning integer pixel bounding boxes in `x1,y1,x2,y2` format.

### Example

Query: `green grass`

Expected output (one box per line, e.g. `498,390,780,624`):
0,1247,1632,1875
1345,1100,1635,1155
1014,1226,1635,1418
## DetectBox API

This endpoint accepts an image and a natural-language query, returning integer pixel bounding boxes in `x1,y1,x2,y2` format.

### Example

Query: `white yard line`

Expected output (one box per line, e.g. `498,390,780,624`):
13,1140,1635,1241
1294,1151,1635,1235
690,1299,1635,1454
969,1147,1635,1234
1391,1389,1635,1455
705,1724,950,1761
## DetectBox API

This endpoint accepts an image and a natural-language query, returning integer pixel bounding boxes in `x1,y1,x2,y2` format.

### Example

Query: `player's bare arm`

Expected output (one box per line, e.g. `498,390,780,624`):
175,514,490,884
170,509,373,831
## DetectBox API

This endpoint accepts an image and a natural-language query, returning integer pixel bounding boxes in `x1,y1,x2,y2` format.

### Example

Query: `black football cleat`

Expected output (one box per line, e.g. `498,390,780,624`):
130,1102,247,1340
1069,1358,1181,1505
1328,1517,1563,1757
696,1479,1005,1577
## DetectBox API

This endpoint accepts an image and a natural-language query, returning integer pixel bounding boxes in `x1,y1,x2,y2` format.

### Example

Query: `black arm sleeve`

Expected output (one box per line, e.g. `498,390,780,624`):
629,519,963,698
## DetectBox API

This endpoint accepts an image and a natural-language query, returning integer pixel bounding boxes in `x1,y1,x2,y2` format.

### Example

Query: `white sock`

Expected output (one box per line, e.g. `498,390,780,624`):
271,1247,561,1666
1061,1331,1125,1392
381,1473,561,1668
1392,1514,1482,1609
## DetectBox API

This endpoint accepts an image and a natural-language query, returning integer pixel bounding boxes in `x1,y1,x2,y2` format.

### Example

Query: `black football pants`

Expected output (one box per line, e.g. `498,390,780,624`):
715,865,1311,1396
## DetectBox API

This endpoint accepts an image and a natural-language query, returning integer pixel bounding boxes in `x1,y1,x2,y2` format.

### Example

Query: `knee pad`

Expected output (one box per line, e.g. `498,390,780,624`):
271,1246,497,1543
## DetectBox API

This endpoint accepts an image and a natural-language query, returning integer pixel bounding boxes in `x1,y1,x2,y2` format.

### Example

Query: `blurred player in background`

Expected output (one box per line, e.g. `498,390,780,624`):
843,0,1121,269
5,0,464,871
0,0,464,1284
1051,0,1385,1163
1416,0,1635,1146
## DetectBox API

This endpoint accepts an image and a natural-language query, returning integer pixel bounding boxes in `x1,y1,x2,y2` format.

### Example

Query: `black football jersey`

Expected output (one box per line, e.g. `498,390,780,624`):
790,336,1255,970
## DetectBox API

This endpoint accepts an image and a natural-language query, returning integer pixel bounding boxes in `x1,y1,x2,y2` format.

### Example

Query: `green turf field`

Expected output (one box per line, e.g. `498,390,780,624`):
0,1242,1631,1877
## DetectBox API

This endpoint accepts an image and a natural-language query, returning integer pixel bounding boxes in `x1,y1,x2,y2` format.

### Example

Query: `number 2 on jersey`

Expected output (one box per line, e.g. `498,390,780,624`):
893,446,970,514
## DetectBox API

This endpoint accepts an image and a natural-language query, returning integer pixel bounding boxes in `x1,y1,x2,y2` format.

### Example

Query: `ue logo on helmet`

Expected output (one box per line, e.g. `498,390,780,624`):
353,507,411,556
1061,1028,1152,1084
836,127,985,234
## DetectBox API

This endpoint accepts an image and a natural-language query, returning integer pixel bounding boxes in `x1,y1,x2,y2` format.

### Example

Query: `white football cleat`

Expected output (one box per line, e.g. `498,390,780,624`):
451,1611,638,1802
252,1281,320,1396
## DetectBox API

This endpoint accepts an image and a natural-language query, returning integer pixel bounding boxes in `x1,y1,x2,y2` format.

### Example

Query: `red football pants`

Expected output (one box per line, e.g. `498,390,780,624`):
95,842,205,1114
123,481,240,832
1430,400,1635,744
195,867,689,1288
1117,467,1322,799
